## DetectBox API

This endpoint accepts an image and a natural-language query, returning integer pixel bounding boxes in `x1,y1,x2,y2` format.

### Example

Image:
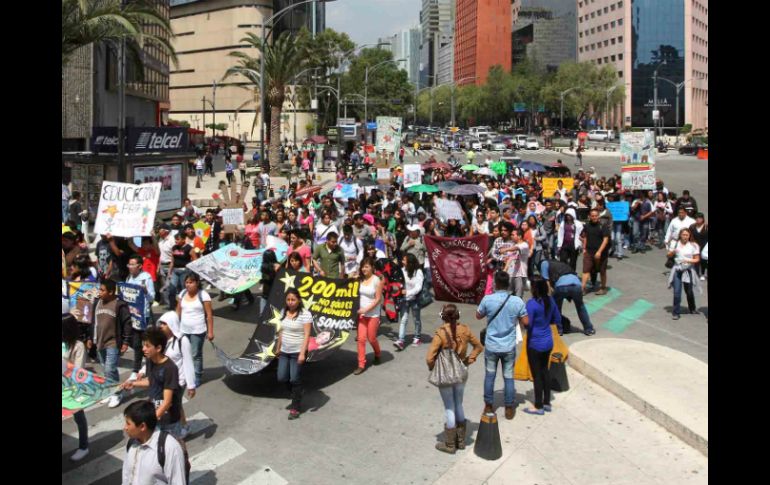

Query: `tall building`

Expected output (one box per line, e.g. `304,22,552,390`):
273,0,325,38
419,0,454,87
454,0,512,86
577,0,708,132
169,0,319,143
380,26,422,85
437,34,454,85
511,0,577,71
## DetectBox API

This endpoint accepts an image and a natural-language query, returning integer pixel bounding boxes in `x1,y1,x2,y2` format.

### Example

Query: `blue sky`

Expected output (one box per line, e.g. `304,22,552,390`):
326,0,421,46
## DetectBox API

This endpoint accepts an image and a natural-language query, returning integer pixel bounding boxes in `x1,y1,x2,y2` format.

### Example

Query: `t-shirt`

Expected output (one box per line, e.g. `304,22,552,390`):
179,290,212,335
195,158,204,170
171,243,193,268
280,309,313,354
287,244,311,266
583,221,610,253
359,275,382,318
138,247,160,281
158,235,175,264
257,222,277,247
313,244,345,279
525,297,559,353
314,222,338,245
146,358,182,426
94,298,119,350
508,241,529,278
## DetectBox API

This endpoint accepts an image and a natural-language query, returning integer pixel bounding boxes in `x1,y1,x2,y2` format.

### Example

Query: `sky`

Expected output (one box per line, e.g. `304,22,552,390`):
326,0,422,46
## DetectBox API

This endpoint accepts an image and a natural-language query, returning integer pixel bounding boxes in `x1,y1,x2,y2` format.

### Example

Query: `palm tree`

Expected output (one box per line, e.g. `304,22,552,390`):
224,31,307,171
62,0,176,67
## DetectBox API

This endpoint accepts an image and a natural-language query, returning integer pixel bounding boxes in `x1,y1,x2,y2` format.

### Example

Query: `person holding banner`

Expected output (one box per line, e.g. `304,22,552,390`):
126,255,156,381
275,288,313,419
354,258,384,375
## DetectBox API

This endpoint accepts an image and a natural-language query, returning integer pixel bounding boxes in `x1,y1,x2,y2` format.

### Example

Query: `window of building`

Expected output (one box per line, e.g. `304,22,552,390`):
579,32,583,38
591,12,595,18
611,21,616,28
591,28,595,34
618,53,623,60
598,25,602,32
598,58,602,64
611,55,616,61
618,35,623,43
597,9,601,16
604,56,609,63
618,1,623,7
618,71,623,78
604,7,608,13
579,1,583,7
618,18,623,26
611,37,616,45
605,23,609,30
611,4,616,10
579,16,583,22
604,40,609,47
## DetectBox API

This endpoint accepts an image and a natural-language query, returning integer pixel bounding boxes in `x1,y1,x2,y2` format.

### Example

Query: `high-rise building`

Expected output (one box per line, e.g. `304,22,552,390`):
437,34,454,85
273,0,325,38
511,0,577,71
454,0,512,86
419,0,454,87
380,26,422,85
577,0,708,132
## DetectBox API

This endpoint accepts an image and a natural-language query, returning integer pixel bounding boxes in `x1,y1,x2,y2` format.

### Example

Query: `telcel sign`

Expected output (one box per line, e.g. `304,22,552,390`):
91,127,190,154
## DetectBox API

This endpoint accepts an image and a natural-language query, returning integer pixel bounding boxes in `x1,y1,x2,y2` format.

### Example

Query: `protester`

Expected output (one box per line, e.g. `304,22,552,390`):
664,207,696,248
394,254,424,351
125,254,156,380
539,259,595,336
581,208,611,295
354,257,384,374
274,288,313,419
176,273,214,387
63,314,90,461
312,232,345,279
167,231,196,309
522,277,561,415
155,311,196,438
689,213,708,280
556,208,583,271
667,228,701,320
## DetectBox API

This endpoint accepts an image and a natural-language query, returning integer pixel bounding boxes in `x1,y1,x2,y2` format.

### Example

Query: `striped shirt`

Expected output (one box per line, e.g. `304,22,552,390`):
280,309,313,354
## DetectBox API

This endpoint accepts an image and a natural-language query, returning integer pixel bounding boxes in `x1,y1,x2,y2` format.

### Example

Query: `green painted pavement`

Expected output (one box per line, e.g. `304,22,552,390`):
585,287,623,314
602,299,655,333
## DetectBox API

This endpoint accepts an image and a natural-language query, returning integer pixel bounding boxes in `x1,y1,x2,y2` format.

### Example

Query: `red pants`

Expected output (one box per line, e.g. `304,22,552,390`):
357,316,381,368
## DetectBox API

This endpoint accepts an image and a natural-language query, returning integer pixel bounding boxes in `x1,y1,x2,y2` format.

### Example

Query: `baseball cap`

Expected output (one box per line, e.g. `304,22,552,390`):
407,224,421,232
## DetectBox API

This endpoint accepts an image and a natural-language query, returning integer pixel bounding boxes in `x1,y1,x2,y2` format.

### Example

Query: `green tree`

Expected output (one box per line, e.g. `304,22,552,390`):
541,62,623,128
204,123,228,134
168,119,190,128
456,84,486,126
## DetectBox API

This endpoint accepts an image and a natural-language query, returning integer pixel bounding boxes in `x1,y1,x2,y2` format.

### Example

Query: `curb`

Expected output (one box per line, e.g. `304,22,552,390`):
568,349,708,457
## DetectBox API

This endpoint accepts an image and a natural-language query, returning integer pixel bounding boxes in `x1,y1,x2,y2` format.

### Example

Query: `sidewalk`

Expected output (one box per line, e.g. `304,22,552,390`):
435,367,707,485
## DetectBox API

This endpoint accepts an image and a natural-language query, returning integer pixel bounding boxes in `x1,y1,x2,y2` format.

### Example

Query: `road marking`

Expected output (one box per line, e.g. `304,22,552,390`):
189,438,247,482
597,304,709,350
237,467,289,485
602,299,655,334
585,287,622,314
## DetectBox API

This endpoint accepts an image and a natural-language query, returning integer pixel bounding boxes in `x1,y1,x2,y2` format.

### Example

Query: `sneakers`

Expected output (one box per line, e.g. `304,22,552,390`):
672,314,681,320
543,405,552,412
393,340,405,351
128,372,138,382
100,397,111,405
584,328,596,336
594,288,609,296
523,408,545,416
353,367,365,375
70,448,89,462
107,394,122,409
412,337,421,346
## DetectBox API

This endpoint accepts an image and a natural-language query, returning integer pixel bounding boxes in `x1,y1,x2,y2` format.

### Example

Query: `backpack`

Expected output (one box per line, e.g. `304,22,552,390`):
127,431,190,484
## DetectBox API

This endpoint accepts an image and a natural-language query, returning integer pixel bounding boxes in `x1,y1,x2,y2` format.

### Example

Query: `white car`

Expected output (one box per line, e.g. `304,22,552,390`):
587,129,614,141
491,142,507,151
515,135,528,148
525,138,539,149
470,139,483,150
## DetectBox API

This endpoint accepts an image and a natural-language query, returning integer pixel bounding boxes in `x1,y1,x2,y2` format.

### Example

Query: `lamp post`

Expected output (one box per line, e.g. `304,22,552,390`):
652,60,666,137
316,81,341,168
211,80,217,138
657,76,704,141
364,58,406,139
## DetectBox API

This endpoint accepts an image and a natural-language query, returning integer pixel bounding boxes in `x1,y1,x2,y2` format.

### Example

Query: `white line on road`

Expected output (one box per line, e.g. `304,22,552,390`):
189,437,247,482
236,467,289,485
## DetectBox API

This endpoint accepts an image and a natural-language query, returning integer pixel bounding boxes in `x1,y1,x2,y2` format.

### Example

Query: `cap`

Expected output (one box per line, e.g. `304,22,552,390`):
407,224,421,232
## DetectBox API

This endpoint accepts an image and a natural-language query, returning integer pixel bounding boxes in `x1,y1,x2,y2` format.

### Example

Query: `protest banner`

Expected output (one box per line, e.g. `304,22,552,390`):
377,168,391,183
117,282,148,330
491,161,507,176
620,131,655,167
220,208,245,226
375,116,402,153
621,164,656,190
403,163,423,188
542,177,575,198
214,268,360,375
435,199,465,222
93,181,161,237
62,358,119,418
332,183,359,200
425,235,489,304
606,201,630,222
68,281,100,323
187,239,288,294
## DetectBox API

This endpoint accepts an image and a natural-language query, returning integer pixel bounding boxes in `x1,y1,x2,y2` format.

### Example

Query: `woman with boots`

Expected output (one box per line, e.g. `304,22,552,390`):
426,304,484,454
274,288,313,419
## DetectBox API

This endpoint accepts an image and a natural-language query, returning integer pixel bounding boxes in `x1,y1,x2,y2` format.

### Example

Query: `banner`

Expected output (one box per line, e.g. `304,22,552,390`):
62,359,120,418
425,235,489,304
375,116,402,153
187,239,288,294
403,163,423,188
93,181,162,237
491,162,507,176
435,199,465,222
220,208,245,225
621,164,656,190
133,164,183,212
332,183,359,200
542,177,574,198
215,268,360,375
620,131,655,167
117,282,148,330
606,201,630,222
68,281,100,323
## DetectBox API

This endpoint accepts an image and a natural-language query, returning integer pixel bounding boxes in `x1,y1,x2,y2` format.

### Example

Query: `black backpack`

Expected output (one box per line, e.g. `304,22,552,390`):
127,431,190,484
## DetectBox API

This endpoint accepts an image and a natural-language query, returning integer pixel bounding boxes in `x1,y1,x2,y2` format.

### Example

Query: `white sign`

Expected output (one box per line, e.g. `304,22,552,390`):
93,181,161,237
375,116,403,153
619,131,656,167
220,208,245,226
435,199,465,222
133,164,182,212
652,110,660,121
621,168,656,190
403,163,423,188
377,168,391,181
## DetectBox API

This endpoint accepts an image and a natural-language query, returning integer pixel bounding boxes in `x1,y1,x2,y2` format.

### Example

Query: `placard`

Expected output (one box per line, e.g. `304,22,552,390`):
403,163,423,188
425,235,489,304
220,208,244,226
620,131,655,167
62,359,120,418
133,164,182,212
542,177,575,198
621,165,656,190
606,201,630,222
377,168,391,182
93,181,161,237
375,116,403,153
117,282,148,330
332,183,359,200
435,199,465,222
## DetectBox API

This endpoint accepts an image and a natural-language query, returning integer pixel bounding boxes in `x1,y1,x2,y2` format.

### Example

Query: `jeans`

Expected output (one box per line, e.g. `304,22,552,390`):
73,410,88,450
357,316,382,368
484,350,516,407
553,284,594,333
196,168,204,184
160,421,183,440
559,246,578,272
654,219,666,247
239,169,247,182
438,383,466,428
226,172,234,185
185,332,206,387
612,222,625,258
97,346,121,384
167,268,188,309
398,299,422,341
509,276,526,298
632,219,649,250
277,352,303,411
672,270,696,316
527,347,552,409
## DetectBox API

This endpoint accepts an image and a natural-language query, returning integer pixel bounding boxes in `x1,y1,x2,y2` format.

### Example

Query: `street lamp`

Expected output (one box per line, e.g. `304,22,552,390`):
364,58,406,133
652,60,666,137
316,81,342,168
657,76,705,141
211,80,217,138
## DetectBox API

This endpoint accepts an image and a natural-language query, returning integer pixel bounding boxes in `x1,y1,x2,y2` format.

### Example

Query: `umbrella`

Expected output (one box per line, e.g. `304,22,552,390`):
437,181,459,192
407,184,439,193
476,167,497,177
446,184,486,196
519,161,546,173
294,185,323,197
355,177,377,187
461,164,480,171
448,176,474,184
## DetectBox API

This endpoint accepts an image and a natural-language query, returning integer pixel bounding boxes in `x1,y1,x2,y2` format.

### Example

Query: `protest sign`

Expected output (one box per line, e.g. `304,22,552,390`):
93,181,161,237
214,268,360,375
542,177,574,198
435,199,465,222
62,358,119,418
491,161,507,176
332,183,359,200
68,281,100,323
117,282,148,330
621,164,656,190
620,131,655,167
606,201,630,222
192,220,210,251
425,235,489,304
187,240,288,294
375,116,402,153
220,208,245,225
377,168,391,183
403,163,423,188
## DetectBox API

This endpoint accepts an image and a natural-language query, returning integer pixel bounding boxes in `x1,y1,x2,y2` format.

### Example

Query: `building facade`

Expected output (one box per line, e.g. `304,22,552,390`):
419,0,454,87
512,0,577,71
437,34,454,85
454,0,512,86
577,0,707,132
380,26,422,85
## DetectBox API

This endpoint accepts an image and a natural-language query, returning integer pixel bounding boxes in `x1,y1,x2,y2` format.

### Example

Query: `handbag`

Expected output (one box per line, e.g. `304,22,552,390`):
418,291,434,309
549,353,570,392
480,293,512,344
665,256,675,269
428,328,468,387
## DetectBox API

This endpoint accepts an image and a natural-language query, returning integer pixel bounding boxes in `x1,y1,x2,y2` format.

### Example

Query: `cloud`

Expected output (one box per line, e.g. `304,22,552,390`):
326,0,421,45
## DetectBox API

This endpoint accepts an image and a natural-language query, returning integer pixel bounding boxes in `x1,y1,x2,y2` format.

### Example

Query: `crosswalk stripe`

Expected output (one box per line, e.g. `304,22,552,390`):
189,438,247,483
602,299,655,333
237,467,289,485
586,288,623,314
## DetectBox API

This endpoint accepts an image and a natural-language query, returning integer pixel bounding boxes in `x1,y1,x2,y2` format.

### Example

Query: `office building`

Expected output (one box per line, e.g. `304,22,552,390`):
454,0,512,86
511,0,577,71
437,34,454,85
380,26,422,85
419,0,454,87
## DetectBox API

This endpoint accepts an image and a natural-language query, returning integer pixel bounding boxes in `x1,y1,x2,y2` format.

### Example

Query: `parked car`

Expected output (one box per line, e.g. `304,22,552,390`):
470,139,483,151
491,141,507,151
525,138,540,150
678,143,706,155
587,129,615,141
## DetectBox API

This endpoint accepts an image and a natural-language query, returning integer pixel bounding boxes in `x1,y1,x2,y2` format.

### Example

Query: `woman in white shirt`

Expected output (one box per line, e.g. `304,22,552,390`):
666,228,701,320
355,258,384,375
176,273,213,387
274,288,313,420
470,210,490,236
394,254,425,351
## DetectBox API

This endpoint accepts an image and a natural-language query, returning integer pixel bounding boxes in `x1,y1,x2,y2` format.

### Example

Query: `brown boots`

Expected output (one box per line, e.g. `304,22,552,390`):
456,420,467,450
435,426,457,454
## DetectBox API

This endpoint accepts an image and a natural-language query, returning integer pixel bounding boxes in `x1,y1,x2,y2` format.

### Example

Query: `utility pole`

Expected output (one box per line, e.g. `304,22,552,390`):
117,38,126,181
212,81,217,139
201,96,207,141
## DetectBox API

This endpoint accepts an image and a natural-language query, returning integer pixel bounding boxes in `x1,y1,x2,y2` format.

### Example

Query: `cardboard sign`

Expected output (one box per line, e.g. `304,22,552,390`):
68,281,100,323
220,208,245,226
62,359,120,417
620,131,656,167
542,177,574,198
117,282,148,330
435,199,465,222
93,181,161,237
606,201,630,222
375,116,403,153
621,165,656,190
332,183,359,200
403,163,423,188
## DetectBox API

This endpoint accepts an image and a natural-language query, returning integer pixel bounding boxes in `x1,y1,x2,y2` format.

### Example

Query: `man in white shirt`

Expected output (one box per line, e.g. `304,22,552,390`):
665,207,696,247
506,228,530,298
122,401,187,485
194,156,205,184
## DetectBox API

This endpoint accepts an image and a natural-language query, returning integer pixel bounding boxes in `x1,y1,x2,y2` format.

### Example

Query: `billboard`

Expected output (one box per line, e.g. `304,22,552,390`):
375,116,402,153
133,164,183,212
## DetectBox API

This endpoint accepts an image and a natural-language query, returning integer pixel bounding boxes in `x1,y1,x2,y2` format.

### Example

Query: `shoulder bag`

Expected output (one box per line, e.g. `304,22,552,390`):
428,328,468,387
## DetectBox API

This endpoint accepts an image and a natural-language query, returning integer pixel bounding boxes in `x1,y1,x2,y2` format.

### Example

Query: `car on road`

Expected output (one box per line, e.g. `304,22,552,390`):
525,138,540,150
491,141,507,151
469,139,483,151
514,135,529,149
678,143,706,155
587,129,615,141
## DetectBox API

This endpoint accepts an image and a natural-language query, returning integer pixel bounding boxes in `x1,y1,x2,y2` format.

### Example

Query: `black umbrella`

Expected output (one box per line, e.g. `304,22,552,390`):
356,177,377,187
437,181,459,192
447,184,486,196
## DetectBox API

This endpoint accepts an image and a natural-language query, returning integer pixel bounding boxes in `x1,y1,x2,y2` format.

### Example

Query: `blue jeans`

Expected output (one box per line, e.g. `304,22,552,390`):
398,299,422,341
553,284,594,333
438,383,466,428
632,219,648,250
62,200,69,223
196,168,204,183
484,350,516,407
97,346,121,384
73,410,88,450
672,270,696,316
612,222,625,258
277,352,303,410
167,268,188,309
185,332,206,387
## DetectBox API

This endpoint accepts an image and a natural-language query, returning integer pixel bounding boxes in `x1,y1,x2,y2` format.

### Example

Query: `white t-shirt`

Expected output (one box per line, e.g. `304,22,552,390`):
359,275,382,318
673,241,700,270
280,309,313,354
195,158,204,170
159,234,175,264
179,290,212,335
339,236,363,274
